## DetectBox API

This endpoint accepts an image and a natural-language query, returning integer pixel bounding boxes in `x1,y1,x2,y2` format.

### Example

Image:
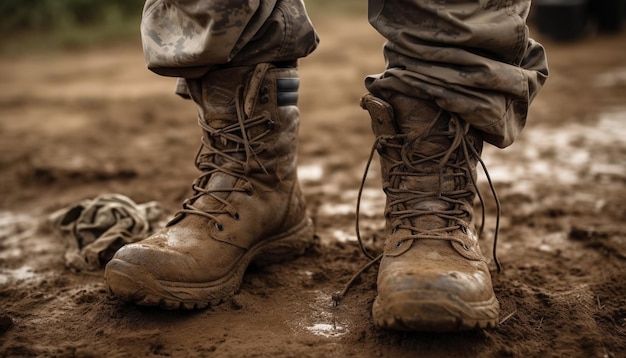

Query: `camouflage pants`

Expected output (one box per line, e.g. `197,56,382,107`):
141,0,548,148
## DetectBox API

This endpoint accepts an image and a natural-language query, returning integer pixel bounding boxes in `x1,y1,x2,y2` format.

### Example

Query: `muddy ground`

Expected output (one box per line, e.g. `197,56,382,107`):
1,13,625,358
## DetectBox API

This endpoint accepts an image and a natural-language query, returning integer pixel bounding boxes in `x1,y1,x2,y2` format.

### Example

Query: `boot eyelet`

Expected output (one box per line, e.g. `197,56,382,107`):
266,120,276,130
460,226,468,234
395,241,403,248
462,243,470,251
391,226,398,234
215,222,224,231
233,213,240,220
260,86,270,104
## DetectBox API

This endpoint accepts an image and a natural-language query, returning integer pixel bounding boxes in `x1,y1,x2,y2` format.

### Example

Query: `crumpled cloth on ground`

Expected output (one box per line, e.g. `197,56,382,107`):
49,194,162,272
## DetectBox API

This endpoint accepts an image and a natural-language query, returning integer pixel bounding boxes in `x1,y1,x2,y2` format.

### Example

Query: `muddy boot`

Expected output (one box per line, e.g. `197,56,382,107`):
360,93,499,331
105,63,315,309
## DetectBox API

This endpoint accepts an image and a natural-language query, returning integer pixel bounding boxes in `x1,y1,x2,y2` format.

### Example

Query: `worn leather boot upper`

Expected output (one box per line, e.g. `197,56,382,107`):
361,93,499,331
105,64,314,309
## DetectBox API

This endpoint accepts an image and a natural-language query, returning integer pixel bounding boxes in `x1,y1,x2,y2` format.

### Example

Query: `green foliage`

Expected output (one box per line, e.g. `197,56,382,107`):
0,0,365,34
0,0,144,33
0,0,144,55
0,0,365,55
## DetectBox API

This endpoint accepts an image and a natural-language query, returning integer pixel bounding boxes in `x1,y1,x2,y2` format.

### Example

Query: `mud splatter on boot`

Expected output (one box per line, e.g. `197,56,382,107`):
104,63,314,309
360,93,499,331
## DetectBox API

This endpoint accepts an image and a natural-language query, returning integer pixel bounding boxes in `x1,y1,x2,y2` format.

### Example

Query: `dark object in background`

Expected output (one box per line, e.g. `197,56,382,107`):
533,0,625,41
592,0,625,33
534,0,590,41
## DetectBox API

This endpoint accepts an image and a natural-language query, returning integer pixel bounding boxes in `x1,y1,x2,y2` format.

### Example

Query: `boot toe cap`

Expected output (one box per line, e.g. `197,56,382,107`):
373,256,500,331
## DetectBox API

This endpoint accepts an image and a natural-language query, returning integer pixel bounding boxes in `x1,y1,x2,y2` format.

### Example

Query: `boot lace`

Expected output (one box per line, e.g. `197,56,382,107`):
167,85,274,230
333,113,501,306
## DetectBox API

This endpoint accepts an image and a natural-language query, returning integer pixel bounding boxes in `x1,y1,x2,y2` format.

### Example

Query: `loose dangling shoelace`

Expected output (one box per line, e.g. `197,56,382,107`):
332,115,502,306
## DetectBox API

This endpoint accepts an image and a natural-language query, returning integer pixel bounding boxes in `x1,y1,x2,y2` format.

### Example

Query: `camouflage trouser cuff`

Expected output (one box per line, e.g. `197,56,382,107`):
365,0,548,147
142,0,318,78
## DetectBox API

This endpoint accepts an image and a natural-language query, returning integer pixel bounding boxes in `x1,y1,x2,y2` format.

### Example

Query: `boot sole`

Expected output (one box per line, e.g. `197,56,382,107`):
104,217,315,310
372,290,499,332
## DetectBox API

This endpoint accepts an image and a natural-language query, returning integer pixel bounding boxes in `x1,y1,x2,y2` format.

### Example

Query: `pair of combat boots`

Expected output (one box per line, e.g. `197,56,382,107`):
104,63,499,332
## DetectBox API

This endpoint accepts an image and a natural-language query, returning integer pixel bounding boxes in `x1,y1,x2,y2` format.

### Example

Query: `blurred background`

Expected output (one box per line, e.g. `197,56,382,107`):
0,0,624,56
0,0,145,55
0,0,366,55
533,0,625,40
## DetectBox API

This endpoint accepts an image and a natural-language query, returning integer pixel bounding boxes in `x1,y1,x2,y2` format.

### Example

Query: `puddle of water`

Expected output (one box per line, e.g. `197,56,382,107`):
298,164,324,182
319,203,353,216
0,212,38,260
319,188,385,217
306,322,347,338
353,188,385,217
482,108,626,189
296,290,349,338
0,212,36,240
0,265,37,285
330,229,356,243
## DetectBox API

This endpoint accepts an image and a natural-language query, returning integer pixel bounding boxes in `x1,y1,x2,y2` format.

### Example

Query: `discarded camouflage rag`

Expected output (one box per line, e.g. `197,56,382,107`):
49,194,162,272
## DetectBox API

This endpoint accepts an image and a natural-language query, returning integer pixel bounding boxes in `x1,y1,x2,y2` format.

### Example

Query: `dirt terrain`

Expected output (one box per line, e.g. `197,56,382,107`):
1,14,625,358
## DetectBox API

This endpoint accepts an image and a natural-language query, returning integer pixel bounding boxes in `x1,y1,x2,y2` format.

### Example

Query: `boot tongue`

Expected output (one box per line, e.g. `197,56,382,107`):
195,66,255,120
399,176,450,231
392,96,455,231
192,133,243,212
192,67,256,212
